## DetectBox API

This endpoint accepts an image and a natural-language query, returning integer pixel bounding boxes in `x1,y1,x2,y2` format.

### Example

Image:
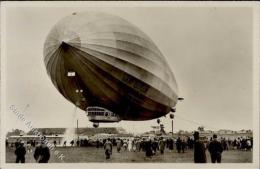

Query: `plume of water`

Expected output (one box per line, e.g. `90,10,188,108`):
61,106,77,146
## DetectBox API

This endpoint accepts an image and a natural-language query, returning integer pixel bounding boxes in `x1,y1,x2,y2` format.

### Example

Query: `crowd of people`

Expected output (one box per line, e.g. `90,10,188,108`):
7,132,253,163
98,133,253,162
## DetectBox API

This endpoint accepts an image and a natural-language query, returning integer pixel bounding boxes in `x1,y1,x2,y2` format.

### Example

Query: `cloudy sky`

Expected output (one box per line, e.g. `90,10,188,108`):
3,6,254,134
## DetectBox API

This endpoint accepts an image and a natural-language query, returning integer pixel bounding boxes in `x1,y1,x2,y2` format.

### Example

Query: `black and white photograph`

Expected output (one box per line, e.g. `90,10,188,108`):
0,1,259,169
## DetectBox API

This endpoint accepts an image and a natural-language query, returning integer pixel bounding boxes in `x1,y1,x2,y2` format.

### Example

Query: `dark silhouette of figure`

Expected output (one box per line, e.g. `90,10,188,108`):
116,138,122,152
168,138,174,151
15,141,26,163
187,137,194,149
151,139,158,155
34,142,50,163
176,137,182,153
159,137,165,154
145,139,153,158
70,140,74,147
208,134,223,163
193,132,207,163
181,139,186,153
140,138,146,152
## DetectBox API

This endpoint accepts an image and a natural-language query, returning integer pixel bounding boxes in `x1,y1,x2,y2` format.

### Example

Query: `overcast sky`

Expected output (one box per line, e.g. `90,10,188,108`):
4,6,254,134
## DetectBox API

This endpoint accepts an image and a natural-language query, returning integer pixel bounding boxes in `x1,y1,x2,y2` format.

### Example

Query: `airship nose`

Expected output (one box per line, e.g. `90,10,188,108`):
57,31,81,49
61,41,67,45
60,41,69,51
61,38,70,44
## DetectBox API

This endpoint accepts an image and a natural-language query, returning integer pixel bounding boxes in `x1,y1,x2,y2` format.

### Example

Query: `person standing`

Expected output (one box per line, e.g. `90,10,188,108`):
176,137,182,153
140,138,145,152
145,139,153,158
136,139,141,152
104,138,113,159
221,138,228,151
116,138,122,153
159,137,165,154
122,140,128,151
34,141,50,163
132,139,137,152
246,139,252,151
128,139,133,152
70,140,74,147
208,134,223,163
168,138,174,152
151,138,158,155
181,139,186,153
193,131,207,163
26,140,32,153
15,141,26,163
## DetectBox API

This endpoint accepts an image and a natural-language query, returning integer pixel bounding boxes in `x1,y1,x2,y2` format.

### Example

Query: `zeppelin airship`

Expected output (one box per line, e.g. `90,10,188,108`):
43,12,179,127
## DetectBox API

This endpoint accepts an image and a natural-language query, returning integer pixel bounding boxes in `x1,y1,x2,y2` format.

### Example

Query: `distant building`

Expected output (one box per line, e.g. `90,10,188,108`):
6,127,131,146
165,129,253,140
6,128,253,144
218,129,233,135
25,127,127,136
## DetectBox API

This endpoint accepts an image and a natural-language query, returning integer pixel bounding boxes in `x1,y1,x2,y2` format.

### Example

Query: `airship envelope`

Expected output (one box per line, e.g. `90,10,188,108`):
44,12,178,121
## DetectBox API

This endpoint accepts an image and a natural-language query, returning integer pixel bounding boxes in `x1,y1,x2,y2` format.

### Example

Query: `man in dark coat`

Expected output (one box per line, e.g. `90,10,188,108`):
151,139,158,155
34,141,50,163
168,138,174,151
176,137,182,153
181,139,186,153
15,141,26,163
145,139,153,158
193,131,207,163
208,134,223,163
140,138,145,152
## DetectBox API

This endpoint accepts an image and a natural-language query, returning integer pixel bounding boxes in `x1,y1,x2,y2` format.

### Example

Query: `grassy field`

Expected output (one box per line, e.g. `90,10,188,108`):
6,146,252,163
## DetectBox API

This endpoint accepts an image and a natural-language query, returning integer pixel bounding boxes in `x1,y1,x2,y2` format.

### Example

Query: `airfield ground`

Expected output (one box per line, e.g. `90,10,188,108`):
6,146,252,163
